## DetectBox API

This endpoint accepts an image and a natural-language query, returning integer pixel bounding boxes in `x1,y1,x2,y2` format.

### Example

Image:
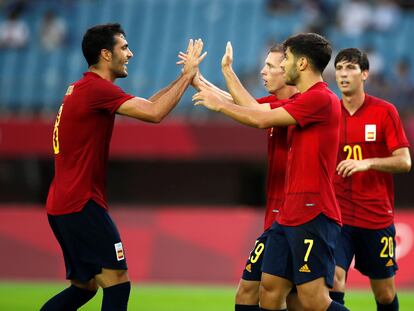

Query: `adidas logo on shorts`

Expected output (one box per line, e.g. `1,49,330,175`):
299,264,311,273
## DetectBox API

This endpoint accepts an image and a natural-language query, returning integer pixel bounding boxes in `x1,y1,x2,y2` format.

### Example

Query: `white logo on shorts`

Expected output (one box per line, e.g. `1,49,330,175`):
114,242,125,261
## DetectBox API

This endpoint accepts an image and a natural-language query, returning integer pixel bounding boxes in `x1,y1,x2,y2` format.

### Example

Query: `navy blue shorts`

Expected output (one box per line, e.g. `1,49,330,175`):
241,230,270,281
48,200,128,283
335,224,398,279
262,213,340,287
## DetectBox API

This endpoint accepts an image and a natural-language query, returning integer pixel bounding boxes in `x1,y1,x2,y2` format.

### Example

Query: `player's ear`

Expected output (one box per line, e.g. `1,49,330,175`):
361,70,369,81
298,57,308,71
100,49,112,62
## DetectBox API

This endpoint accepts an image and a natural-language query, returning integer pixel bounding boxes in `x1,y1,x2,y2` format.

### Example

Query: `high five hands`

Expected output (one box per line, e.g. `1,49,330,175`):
177,39,208,78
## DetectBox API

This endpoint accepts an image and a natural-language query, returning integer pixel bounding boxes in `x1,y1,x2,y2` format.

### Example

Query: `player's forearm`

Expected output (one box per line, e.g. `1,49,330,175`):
222,66,259,108
366,152,411,173
151,73,192,122
148,74,183,102
217,101,271,129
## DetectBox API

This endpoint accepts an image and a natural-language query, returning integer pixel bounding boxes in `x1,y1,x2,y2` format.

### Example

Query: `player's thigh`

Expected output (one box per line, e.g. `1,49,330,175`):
241,230,269,282
95,268,129,288
48,200,128,283
285,213,340,288
71,278,99,291
354,224,398,279
334,225,355,273
260,272,294,308
332,266,347,292
297,277,331,311
261,222,293,282
235,279,260,304
370,276,396,303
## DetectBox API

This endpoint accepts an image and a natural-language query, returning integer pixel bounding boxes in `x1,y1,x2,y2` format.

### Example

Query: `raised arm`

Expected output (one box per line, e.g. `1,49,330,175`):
221,42,270,111
116,39,207,123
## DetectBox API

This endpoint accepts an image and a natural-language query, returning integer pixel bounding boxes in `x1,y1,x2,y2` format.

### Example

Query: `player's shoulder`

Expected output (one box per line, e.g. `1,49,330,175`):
256,95,278,104
300,83,335,104
366,94,399,114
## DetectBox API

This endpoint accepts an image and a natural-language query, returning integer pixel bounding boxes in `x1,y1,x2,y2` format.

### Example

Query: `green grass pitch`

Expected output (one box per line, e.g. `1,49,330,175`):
0,281,413,310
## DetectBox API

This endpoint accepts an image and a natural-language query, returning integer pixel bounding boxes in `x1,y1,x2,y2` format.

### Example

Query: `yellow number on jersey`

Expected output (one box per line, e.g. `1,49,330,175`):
250,241,265,263
304,239,314,262
380,237,394,258
52,104,64,155
344,144,363,160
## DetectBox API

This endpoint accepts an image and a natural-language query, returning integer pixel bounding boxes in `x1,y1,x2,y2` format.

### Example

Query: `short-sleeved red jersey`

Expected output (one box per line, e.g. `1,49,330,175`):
257,95,290,230
334,94,410,229
279,82,342,226
46,72,134,215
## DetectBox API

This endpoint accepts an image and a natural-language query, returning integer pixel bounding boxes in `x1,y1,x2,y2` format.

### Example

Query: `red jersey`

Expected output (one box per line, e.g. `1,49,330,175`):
279,82,342,226
334,94,410,229
46,72,134,215
257,95,287,230
257,94,299,230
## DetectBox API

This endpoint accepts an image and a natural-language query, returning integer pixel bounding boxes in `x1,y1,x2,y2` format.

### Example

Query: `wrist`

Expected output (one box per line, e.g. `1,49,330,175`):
181,71,194,81
222,65,233,74
365,158,374,170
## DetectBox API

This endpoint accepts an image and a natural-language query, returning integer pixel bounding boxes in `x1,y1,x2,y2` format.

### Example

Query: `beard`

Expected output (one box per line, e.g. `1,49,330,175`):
284,67,299,86
115,70,128,78
111,58,128,79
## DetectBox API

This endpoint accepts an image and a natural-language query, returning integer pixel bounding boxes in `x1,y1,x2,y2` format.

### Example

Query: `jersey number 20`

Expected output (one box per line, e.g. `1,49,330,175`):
344,144,363,160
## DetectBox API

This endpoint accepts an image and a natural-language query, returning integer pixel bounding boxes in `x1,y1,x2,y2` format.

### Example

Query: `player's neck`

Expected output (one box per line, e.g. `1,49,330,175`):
342,90,365,115
274,85,298,100
296,72,323,93
88,66,116,82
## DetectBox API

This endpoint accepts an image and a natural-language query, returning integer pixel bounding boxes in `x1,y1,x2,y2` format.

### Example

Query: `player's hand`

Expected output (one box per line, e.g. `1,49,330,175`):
337,159,371,177
191,71,202,90
176,39,207,78
192,85,223,112
221,41,233,70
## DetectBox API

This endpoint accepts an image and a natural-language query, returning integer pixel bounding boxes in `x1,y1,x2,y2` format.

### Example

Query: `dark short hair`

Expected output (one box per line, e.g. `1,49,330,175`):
334,48,369,71
82,23,126,67
283,33,332,73
269,43,284,54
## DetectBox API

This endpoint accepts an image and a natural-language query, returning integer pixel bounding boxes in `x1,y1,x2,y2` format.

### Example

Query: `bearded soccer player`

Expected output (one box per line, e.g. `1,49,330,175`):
187,42,299,311
41,23,206,311
329,48,411,311
193,33,349,311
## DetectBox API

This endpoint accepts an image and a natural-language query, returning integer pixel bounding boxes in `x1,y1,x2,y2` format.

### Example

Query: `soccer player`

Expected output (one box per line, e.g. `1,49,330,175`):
41,23,206,311
189,42,299,311
193,33,349,311
330,48,411,311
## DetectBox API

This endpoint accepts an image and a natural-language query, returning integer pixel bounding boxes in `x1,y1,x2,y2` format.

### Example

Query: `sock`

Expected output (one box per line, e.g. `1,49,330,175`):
329,291,345,305
377,294,399,311
235,304,260,310
327,300,350,310
102,281,131,311
40,285,97,311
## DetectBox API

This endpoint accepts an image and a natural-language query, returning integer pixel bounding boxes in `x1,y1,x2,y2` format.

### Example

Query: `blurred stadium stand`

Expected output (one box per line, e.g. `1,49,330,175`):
0,0,413,114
